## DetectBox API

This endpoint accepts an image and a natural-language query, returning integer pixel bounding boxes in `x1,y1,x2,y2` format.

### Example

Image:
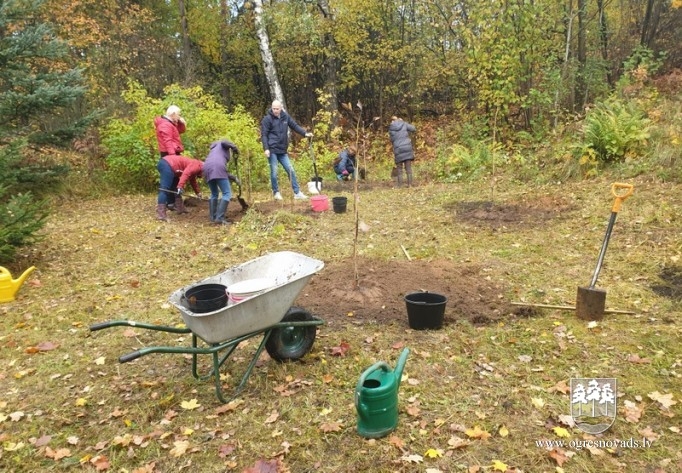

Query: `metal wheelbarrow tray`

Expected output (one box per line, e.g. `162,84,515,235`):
90,251,325,403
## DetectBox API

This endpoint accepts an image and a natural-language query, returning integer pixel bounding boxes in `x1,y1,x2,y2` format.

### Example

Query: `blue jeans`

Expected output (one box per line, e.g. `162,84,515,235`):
157,159,176,205
268,152,300,194
207,178,231,202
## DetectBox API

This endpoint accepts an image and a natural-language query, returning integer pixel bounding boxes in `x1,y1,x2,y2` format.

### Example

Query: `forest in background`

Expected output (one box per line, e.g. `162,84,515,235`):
1,0,681,263
38,0,682,130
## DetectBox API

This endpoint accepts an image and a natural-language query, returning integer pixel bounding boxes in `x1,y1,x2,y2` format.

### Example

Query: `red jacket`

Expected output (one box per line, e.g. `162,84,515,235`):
163,155,203,194
154,116,186,155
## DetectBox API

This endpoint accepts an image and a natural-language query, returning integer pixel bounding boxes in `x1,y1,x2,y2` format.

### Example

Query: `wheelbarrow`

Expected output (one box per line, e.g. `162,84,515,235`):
90,251,325,403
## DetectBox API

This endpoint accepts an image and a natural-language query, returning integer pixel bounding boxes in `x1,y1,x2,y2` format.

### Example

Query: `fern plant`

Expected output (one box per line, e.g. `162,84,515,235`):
582,98,651,163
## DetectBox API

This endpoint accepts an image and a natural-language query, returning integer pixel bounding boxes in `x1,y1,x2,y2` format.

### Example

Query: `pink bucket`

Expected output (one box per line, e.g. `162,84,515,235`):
311,195,329,212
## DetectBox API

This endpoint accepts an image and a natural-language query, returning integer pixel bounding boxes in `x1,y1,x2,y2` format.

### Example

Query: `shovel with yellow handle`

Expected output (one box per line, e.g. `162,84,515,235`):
576,182,635,321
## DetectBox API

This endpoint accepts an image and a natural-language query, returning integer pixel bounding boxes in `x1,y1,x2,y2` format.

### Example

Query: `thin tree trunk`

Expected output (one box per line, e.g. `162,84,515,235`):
177,0,193,83
253,0,286,109
317,0,338,128
575,0,587,111
597,0,612,85
554,1,574,128
640,0,663,48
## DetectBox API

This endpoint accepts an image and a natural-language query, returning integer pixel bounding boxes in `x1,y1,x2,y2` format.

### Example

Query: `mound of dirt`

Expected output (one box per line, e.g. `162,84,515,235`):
295,258,525,328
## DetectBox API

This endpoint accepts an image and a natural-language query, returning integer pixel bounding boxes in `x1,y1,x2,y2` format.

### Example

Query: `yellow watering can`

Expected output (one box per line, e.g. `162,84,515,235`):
0,266,36,303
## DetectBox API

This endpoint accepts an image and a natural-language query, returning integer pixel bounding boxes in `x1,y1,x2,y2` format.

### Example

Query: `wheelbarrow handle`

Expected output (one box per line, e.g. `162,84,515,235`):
119,351,144,363
611,183,634,213
90,321,124,331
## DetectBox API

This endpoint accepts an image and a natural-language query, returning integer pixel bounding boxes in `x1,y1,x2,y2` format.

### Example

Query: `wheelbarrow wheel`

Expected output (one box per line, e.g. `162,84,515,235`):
266,307,316,362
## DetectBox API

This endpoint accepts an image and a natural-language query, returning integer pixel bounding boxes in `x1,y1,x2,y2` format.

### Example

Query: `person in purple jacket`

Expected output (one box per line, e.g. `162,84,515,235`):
202,140,240,225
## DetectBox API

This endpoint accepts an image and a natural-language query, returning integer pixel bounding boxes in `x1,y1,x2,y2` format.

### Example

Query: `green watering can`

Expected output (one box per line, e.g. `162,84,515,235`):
355,348,410,439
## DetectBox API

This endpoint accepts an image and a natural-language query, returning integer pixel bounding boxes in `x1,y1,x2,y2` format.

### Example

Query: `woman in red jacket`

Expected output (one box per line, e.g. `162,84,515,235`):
156,155,203,221
154,105,187,210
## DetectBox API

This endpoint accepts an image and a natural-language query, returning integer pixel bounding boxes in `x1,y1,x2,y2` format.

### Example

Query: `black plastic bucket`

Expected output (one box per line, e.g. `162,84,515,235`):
332,196,347,213
404,292,447,330
183,283,228,313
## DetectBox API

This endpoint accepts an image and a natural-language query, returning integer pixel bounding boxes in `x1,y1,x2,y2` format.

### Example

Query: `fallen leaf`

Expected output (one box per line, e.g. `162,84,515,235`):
320,422,342,433
424,448,443,458
75,398,87,407
549,448,569,466
94,356,105,365
131,462,156,473
447,435,470,449
67,436,79,445
180,399,200,410
638,426,660,442
214,399,243,414
465,425,491,440
90,454,111,471
531,397,545,409
627,354,651,364
648,391,677,409
388,435,405,450
518,355,532,363
45,446,71,460
264,410,279,424
169,440,190,457
9,411,24,422
330,341,350,357
558,414,576,427
491,459,508,472
622,400,643,423
553,426,570,438
548,380,570,394
401,453,423,464
218,443,236,458
406,405,421,417
498,425,509,437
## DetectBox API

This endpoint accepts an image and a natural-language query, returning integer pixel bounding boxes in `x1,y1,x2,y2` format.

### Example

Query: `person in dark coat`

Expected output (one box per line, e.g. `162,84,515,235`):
261,100,313,200
333,146,357,181
388,116,417,187
154,105,187,209
202,140,240,225
156,155,203,221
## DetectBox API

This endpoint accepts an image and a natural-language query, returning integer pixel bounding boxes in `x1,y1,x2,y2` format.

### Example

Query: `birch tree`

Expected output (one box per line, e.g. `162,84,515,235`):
253,0,286,109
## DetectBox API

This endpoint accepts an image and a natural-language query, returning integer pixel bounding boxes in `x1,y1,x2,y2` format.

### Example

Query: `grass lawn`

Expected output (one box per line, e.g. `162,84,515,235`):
1,174,680,472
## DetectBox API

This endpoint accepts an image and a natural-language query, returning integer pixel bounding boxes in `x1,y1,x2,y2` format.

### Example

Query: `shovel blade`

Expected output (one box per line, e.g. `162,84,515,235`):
576,286,606,321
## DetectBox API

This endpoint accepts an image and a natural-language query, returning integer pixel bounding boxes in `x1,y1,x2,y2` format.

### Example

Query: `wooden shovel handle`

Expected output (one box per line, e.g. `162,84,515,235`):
611,183,634,213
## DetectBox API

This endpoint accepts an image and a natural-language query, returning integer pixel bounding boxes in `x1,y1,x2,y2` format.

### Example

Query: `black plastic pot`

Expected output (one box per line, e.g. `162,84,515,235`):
404,292,447,330
183,283,228,313
332,196,347,213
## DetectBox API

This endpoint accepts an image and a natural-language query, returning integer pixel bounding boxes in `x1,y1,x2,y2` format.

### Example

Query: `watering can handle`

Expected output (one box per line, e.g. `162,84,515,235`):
354,362,391,408
611,183,634,213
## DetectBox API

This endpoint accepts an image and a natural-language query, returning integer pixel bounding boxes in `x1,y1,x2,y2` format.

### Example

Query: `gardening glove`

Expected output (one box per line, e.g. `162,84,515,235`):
229,175,241,186
196,192,203,199
342,170,349,176
305,132,313,138
177,187,184,196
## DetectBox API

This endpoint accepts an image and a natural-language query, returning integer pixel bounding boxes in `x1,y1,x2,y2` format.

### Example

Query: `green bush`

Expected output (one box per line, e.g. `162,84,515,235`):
101,82,265,192
582,98,651,163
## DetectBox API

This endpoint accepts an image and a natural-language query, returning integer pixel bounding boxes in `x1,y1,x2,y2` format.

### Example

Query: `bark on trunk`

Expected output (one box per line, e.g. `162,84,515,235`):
253,0,286,110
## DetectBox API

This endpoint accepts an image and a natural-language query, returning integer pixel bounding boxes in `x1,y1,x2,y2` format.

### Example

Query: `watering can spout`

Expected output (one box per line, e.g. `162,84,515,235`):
394,347,410,390
0,265,36,303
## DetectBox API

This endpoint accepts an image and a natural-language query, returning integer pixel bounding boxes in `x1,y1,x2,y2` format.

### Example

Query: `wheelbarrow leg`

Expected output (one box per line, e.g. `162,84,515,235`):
213,330,273,404
191,334,240,381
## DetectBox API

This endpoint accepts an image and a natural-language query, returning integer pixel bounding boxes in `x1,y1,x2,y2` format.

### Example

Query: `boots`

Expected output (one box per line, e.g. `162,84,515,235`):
174,196,189,214
406,171,413,187
215,200,230,225
209,198,217,222
396,167,403,187
156,203,168,221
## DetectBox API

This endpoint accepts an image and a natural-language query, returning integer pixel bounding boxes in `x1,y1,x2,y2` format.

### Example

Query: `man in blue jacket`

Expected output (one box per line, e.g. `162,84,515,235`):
261,100,313,200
